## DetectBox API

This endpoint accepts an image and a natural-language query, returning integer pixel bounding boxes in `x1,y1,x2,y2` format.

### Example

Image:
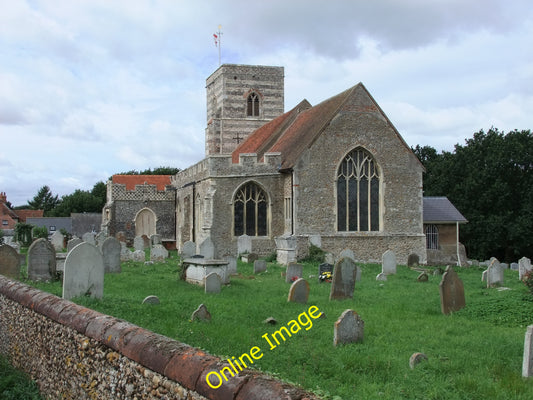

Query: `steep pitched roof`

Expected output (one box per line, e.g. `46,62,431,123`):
232,83,423,171
423,197,468,223
112,175,172,191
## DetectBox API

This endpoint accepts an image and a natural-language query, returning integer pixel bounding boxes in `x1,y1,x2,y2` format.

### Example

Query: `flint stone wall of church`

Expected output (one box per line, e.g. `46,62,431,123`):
291,86,426,263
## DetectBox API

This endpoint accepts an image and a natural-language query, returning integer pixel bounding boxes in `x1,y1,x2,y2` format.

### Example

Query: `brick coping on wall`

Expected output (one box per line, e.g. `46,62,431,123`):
0,275,320,400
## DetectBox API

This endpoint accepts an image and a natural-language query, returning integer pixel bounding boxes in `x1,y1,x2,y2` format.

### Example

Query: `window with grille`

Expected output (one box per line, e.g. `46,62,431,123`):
337,147,380,232
234,182,268,236
247,92,260,117
425,224,439,249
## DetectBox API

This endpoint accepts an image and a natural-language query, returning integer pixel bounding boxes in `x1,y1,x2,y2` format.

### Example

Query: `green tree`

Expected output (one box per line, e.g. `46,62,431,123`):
113,166,180,176
27,186,59,216
49,182,107,217
32,226,49,239
14,223,34,246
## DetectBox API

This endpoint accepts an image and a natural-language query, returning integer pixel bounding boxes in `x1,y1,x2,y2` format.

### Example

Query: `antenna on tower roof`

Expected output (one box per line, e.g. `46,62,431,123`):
213,25,223,66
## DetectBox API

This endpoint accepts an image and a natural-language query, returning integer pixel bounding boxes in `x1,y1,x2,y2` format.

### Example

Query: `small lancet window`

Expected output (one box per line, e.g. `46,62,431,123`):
247,92,260,117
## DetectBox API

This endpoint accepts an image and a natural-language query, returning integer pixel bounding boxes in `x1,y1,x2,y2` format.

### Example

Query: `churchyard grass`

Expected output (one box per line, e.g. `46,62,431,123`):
0,354,43,400
28,252,533,399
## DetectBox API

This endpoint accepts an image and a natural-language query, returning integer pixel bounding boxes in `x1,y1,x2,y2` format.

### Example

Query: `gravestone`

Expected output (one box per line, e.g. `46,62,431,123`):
511,262,519,271
199,237,215,259
275,234,297,265
409,353,428,369
519,257,532,280
63,242,104,300
287,278,309,304
486,258,504,287
253,259,267,274
407,253,419,267
150,245,169,261
417,272,429,282
339,248,355,262
132,250,145,262
0,244,20,279
309,234,321,248
141,235,150,249
242,253,258,263
481,269,488,282
319,263,333,276
120,242,132,261
102,237,121,273
50,231,65,251
329,257,357,300
333,309,364,346
133,236,145,252
182,241,196,258
439,266,465,315
82,232,96,246
382,250,397,275
523,325,533,377
376,272,387,281
27,238,56,281
115,231,127,243
205,272,221,294
285,263,303,283
224,256,237,275
237,234,252,255
191,304,211,322
67,237,83,253
150,234,162,246
142,295,160,305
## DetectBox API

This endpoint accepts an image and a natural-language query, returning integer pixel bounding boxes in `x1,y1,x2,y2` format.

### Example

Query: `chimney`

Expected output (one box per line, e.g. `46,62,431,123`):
0,192,6,204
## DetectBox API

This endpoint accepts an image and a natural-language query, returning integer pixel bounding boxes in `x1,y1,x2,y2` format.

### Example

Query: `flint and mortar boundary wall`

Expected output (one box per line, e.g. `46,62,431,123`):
0,275,319,400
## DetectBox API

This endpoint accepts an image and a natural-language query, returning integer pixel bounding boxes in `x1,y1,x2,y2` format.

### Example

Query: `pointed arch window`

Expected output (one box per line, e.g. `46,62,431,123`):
234,182,268,236
247,92,260,117
337,148,380,232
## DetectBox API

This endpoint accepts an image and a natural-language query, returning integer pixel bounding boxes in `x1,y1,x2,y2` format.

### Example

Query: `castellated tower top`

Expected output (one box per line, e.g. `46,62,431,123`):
205,64,284,156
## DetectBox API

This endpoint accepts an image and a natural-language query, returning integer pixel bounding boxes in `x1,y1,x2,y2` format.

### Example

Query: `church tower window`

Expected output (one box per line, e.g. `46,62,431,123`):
337,148,380,232
247,92,260,117
234,182,268,236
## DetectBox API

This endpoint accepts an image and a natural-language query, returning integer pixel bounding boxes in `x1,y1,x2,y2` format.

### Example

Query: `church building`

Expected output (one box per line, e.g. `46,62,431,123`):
103,64,428,264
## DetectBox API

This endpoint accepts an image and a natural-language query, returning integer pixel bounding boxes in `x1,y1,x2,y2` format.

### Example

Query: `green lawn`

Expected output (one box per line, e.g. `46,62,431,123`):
0,355,43,400
28,252,533,399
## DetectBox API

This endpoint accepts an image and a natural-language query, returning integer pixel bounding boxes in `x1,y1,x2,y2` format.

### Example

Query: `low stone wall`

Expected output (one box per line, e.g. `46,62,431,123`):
0,275,319,400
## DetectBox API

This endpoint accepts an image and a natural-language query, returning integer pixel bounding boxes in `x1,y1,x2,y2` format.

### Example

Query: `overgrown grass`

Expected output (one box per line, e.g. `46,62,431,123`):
0,355,43,400
28,253,533,399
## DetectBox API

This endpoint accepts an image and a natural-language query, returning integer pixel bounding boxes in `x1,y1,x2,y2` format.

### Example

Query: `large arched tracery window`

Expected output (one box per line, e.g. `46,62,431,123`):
234,182,268,236
337,147,380,232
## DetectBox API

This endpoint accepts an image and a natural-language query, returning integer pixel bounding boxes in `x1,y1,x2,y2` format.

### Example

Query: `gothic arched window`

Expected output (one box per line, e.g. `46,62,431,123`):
337,148,380,232
234,182,268,236
247,92,260,117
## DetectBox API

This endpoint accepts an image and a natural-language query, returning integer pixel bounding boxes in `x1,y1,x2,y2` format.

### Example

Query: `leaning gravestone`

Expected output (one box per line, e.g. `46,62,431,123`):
199,237,215,259
519,257,532,281
67,237,83,253
27,238,56,281
330,257,357,300
523,324,533,377
50,231,65,252
0,244,20,279
102,237,121,273
191,304,211,322
133,236,145,251
376,272,387,281
63,242,104,300
182,241,196,258
287,278,310,304
439,266,465,315
142,295,160,305
238,234,252,255
382,249,397,275
253,259,267,274
205,272,222,294
486,258,504,287
407,253,420,267
82,232,96,246
333,309,364,346
285,263,303,283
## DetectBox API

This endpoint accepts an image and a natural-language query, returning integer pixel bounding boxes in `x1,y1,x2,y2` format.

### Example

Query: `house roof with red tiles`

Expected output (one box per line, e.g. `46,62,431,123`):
111,175,172,191
232,83,420,171
15,209,44,222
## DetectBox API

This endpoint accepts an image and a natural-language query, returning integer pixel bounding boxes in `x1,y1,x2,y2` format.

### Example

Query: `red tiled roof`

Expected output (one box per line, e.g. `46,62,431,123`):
15,209,44,222
112,175,172,191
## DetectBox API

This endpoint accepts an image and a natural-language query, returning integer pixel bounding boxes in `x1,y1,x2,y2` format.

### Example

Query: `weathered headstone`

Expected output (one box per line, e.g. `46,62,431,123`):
102,237,121,273
486,258,504,287
27,238,56,281
338,248,355,262
142,295,160,305
309,234,321,248
523,324,533,377
133,236,145,251
287,278,310,303
120,242,132,262
182,241,196,258
439,266,465,315
237,234,252,255
409,353,428,369
519,257,532,281
199,236,215,259
481,269,488,283
150,234,162,246
285,263,303,283
224,256,237,275
511,262,519,271
67,237,83,253
50,231,65,252
333,309,364,346
330,257,357,300
382,250,397,275
407,253,420,267
141,235,150,249
417,272,429,282
132,250,145,262
205,272,222,294
150,245,169,261
191,304,211,322
376,272,387,281
253,259,267,274
63,242,104,300
0,244,20,279
82,232,96,246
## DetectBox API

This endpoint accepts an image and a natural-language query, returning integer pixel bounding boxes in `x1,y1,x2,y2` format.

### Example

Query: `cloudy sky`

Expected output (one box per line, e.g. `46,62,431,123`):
1,0,532,206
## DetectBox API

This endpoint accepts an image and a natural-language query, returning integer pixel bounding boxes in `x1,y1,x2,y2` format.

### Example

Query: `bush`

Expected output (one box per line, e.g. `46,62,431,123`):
523,270,533,295
302,244,326,263
0,229,4,245
32,226,48,240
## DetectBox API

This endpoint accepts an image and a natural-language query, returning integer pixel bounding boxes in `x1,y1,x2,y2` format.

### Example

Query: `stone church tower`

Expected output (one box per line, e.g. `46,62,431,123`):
205,64,284,155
